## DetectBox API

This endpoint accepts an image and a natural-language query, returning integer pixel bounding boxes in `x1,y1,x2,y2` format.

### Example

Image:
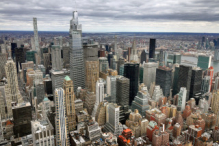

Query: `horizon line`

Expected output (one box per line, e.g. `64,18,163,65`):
0,30,219,34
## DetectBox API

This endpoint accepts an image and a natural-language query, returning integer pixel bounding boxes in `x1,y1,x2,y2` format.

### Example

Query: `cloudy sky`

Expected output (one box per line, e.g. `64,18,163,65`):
0,0,219,32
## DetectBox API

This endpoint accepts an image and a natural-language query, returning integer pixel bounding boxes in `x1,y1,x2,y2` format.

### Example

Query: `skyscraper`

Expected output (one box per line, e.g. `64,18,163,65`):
149,38,156,59
33,17,40,65
143,62,158,89
0,53,7,79
116,76,130,106
5,58,23,103
124,63,139,105
92,78,105,117
201,76,211,94
63,76,76,131
69,11,85,92
178,65,192,101
51,69,70,92
189,67,202,98
85,61,99,93
140,50,147,64
51,45,62,71
106,76,117,103
99,57,109,73
197,55,212,70
155,67,172,97
55,88,69,146
105,103,123,136
130,39,138,62
177,87,187,112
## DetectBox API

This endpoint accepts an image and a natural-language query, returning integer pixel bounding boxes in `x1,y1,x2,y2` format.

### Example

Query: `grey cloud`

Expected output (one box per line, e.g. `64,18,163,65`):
0,0,218,31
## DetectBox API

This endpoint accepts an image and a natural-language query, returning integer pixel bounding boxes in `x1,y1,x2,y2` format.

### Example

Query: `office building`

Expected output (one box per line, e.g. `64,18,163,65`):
95,101,107,126
117,57,125,74
143,62,158,89
124,63,139,105
35,82,45,104
149,38,156,59
54,88,69,146
99,57,108,73
92,78,104,117
84,91,96,115
11,43,17,59
104,103,123,136
13,102,32,137
51,69,70,92
130,39,138,62
190,67,202,98
86,119,101,141
107,52,113,68
31,119,54,146
116,76,130,106
131,90,151,116
5,58,23,103
166,54,181,66
43,75,53,95
106,76,116,103
69,11,85,92
155,66,172,97
152,85,163,102
140,50,147,64
85,61,99,93
0,53,7,79
152,129,169,146
178,65,192,101
172,64,180,96
197,55,212,70
211,90,219,117
26,50,37,64
43,53,51,74
177,87,187,112
15,47,26,73
51,45,62,71
33,18,40,52
63,76,76,131
201,76,211,94
63,46,70,68
214,49,219,62
214,77,219,90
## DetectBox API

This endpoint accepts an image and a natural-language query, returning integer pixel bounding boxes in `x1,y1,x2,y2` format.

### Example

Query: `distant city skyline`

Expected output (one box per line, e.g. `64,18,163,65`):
0,0,219,33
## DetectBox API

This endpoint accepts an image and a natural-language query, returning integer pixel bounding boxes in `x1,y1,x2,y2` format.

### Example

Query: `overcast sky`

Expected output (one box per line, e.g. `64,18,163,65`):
0,0,219,32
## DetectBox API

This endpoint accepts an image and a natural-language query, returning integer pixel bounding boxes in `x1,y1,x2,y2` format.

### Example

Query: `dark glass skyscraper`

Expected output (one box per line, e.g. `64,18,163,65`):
149,38,156,59
124,63,139,105
178,65,192,101
156,67,172,97
189,68,202,98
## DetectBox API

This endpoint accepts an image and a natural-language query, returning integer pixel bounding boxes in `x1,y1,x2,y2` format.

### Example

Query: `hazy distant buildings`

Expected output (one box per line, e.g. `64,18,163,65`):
99,57,109,73
69,11,85,92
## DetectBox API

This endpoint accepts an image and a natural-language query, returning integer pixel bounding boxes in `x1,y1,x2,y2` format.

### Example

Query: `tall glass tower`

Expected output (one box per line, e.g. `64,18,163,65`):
69,11,85,92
